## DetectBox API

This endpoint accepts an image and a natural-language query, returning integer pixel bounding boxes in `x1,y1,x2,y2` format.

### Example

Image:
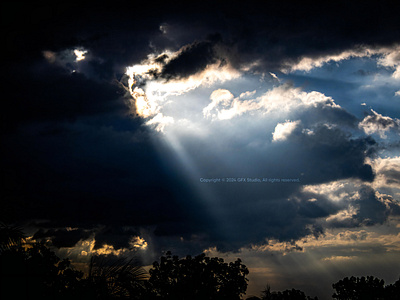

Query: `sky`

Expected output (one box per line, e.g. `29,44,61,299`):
1,1,400,299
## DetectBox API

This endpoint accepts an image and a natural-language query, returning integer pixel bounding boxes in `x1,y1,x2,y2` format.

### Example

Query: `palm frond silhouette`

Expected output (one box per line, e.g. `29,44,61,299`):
87,254,149,299
0,222,25,252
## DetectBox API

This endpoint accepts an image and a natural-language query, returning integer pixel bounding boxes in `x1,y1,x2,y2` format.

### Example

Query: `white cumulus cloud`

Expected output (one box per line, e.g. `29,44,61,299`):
272,120,301,142
358,109,400,138
203,84,341,121
283,44,400,79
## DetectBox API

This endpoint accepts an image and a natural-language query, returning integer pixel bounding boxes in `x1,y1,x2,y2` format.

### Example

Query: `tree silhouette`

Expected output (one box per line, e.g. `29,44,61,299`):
0,240,150,300
145,251,249,300
332,276,385,300
0,242,84,300
260,285,318,300
383,277,400,300
2,222,399,300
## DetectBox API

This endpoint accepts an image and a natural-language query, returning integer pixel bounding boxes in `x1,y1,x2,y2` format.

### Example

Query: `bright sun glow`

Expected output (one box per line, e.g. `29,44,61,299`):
74,49,88,61
125,49,240,131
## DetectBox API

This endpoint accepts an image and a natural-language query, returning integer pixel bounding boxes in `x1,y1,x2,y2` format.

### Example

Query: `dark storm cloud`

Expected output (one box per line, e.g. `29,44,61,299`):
269,123,376,184
4,1,400,92
1,58,130,136
379,166,400,187
171,113,379,249
92,226,138,250
224,1,400,71
354,186,388,226
2,121,206,226
2,37,211,242
33,228,91,248
265,183,399,240
381,195,400,216
295,194,340,219
160,36,222,80
3,3,161,68
1,122,218,257
323,184,398,229
139,0,400,78
305,128,376,183
197,186,335,251
0,59,215,255
296,102,359,129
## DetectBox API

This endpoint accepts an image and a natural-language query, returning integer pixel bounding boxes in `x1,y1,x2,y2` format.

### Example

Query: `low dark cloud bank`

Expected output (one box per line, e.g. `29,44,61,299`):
1,1,400,259
160,37,221,80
